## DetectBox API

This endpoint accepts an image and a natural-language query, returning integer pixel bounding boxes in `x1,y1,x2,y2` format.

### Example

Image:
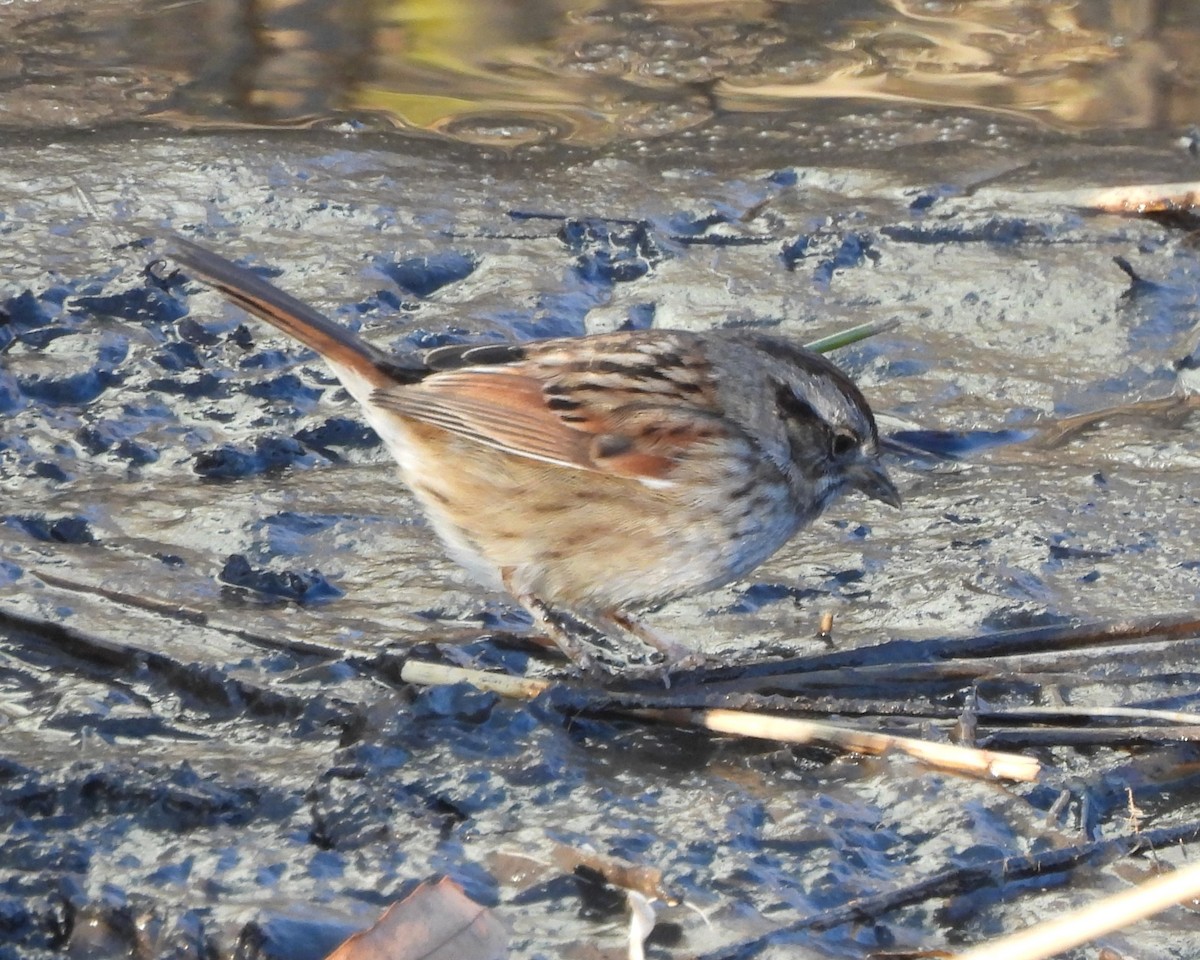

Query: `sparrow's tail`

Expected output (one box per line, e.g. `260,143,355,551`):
164,235,424,388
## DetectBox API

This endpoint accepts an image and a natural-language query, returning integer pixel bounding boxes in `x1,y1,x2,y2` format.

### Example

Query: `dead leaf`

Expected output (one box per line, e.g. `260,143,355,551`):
324,877,507,960
552,843,677,905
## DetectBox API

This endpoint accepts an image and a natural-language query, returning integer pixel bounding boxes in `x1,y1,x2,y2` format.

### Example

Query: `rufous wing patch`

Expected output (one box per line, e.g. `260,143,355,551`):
372,367,733,485
372,369,593,469
588,406,730,481
587,433,675,481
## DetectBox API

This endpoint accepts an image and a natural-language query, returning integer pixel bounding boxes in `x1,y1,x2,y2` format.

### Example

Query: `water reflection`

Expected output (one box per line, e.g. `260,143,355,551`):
12,0,1200,144
717,0,1195,131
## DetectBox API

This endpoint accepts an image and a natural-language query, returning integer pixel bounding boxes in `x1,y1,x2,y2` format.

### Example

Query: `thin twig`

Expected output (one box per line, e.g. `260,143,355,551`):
1019,393,1200,450
399,661,1040,782
29,567,351,659
978,725,1200,748
694,819,1200,960
700,612,1200,684
977,704,1200,726
951,859,1200,960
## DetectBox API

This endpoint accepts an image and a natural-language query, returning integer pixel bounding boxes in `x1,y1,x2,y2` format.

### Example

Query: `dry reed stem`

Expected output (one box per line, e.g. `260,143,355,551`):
399,660,1040,782
1078,181,1200,213
951,859,1200,960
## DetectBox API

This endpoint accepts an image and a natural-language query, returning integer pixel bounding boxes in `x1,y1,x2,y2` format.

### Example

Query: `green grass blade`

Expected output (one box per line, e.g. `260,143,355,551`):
805,318,899,354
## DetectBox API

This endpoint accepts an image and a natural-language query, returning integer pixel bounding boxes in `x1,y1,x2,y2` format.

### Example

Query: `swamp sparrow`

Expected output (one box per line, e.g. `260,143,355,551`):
165,237,900,673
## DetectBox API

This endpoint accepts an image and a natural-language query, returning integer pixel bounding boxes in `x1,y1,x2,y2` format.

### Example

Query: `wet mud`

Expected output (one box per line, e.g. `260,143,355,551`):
2,118,1200,958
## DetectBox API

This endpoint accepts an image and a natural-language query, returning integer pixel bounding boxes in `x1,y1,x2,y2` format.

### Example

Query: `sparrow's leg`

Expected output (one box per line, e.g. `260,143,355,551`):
603,610,708,673
501,572,693,679
517,598,706,685
518,594,603,674
501,569,616,675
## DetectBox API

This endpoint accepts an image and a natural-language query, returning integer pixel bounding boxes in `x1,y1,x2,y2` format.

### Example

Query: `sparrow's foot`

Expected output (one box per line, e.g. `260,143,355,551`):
515,592,622,678
604,610,703,661
508,581,707,683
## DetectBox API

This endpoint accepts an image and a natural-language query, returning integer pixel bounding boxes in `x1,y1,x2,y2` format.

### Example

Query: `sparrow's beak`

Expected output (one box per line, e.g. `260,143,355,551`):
850,459,902,509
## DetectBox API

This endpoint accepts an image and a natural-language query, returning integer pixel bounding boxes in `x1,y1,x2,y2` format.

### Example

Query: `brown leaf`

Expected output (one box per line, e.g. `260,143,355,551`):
325,877,507,960
551,843,677,905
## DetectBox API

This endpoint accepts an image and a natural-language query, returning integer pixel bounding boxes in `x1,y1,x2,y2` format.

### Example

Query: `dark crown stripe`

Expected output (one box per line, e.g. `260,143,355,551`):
773,383,821,424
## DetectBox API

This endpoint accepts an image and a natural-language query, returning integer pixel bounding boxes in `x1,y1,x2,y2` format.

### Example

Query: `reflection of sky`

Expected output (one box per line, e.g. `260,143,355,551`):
1121,258,1200,354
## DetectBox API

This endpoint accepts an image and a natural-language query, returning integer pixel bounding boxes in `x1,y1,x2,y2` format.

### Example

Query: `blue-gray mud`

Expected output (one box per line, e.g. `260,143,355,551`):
2,112,1200,959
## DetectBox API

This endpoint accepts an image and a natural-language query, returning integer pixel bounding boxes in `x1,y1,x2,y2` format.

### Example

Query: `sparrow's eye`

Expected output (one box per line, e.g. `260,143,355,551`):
830,429,858,458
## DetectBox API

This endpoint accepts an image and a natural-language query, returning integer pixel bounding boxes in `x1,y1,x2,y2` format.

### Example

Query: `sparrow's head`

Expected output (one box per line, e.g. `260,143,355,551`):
720,331,901,512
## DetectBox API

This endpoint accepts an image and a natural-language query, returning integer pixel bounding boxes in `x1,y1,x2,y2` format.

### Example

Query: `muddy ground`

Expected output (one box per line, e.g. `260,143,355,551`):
2,113,1200,958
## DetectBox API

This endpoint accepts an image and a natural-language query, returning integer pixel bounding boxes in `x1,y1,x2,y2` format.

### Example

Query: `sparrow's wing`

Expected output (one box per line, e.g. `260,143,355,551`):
371,335,736,484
